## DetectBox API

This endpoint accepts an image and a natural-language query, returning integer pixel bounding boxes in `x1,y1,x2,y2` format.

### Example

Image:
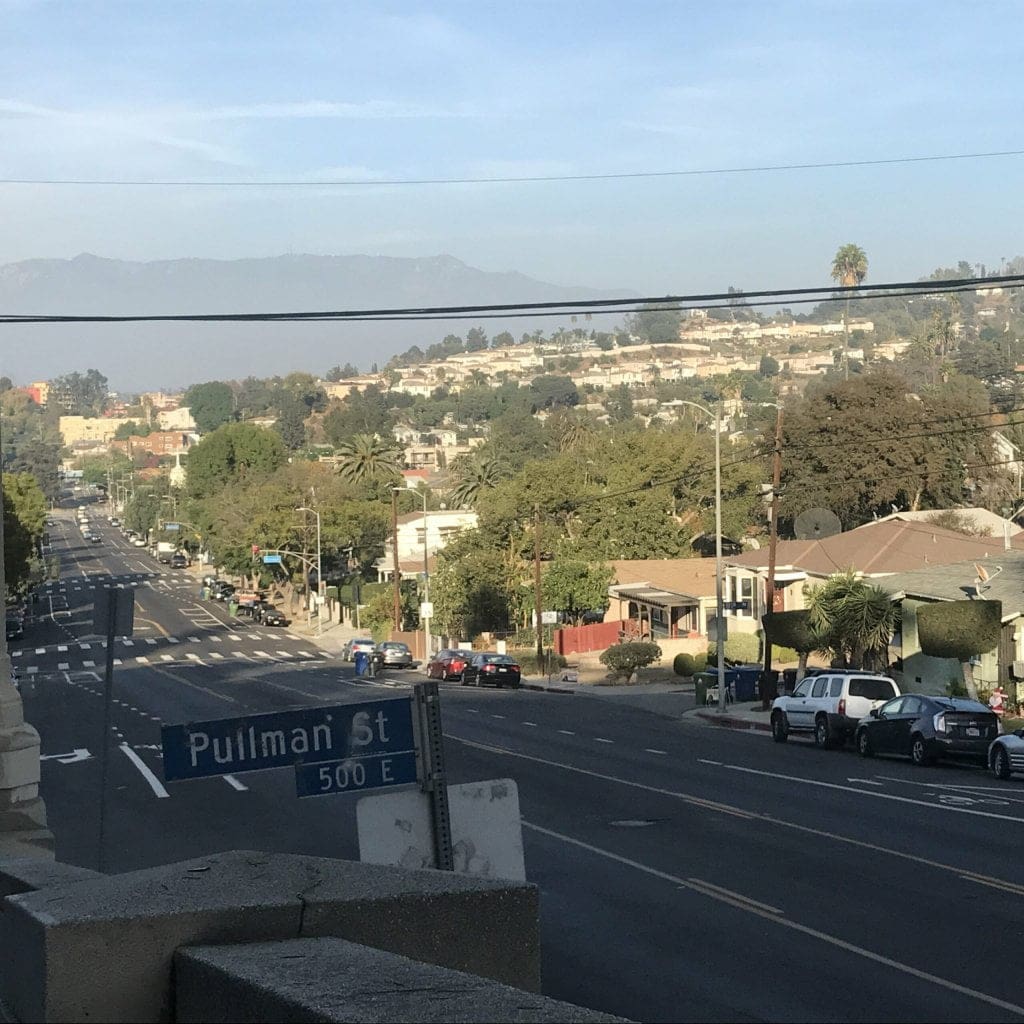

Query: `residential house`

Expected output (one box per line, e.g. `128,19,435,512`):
606,558,721,641
724,519,1024,629
873,554,1024,697
59,415,131,446
375,509,479,582
156,406,196,432
869,507,1022,539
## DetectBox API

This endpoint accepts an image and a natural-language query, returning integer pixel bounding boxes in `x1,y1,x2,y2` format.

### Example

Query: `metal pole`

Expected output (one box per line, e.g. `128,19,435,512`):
97,589,117,872
422,490,430,660
315,509,322,636
534,504,544,663
414,681,453,871
714,403,727,713
761,405,784,707
391,489,401,632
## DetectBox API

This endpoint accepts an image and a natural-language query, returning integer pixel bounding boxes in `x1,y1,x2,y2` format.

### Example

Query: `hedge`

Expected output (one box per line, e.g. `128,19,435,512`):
600,641,662,682
509,650,568,676
673,651,708,677
762,610,818,653
707,632,760,665
917,600,1001,660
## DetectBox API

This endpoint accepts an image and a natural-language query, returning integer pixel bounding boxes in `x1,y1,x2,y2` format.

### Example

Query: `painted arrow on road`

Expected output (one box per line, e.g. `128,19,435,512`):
40,748,92,764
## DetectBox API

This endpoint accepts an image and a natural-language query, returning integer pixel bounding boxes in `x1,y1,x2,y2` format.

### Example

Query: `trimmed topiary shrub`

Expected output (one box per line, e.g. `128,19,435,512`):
693,652,707,673
673,652,696,677
707,632,760,665
762,610,818,653
600,641,662,682
917,599,1001,699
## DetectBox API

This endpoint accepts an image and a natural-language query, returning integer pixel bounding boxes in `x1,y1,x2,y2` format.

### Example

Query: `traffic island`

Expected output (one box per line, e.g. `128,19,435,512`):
176,937,627,1023
0,849,540,1023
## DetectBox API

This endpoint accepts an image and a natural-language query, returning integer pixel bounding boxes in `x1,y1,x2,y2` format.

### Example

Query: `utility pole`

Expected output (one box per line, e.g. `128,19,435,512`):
391,488,402,632
760,405,784,709
534,504,544,663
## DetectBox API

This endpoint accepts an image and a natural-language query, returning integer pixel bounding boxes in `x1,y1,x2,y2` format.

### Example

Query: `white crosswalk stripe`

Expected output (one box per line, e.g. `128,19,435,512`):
168,637,180,644
57,662,69,670
113,659,122,666
11,651,22,659
232,651,252,660
160,654,173,662
83,660,95,668
188,636,200,643
145,638,157,645
186,653,201,662
80,643,91,650
253,650,271,659
57,645,67,652
136,656,149,664
122,640,134,647
209,635,222,643
26,666,37,675
210,652,224,660
228,634,241,641
296,650,313,657
35,648,45,655
275,650,291,658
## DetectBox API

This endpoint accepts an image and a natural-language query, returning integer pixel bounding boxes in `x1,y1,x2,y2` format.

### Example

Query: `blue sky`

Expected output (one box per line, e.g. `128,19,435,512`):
1,0,1022,296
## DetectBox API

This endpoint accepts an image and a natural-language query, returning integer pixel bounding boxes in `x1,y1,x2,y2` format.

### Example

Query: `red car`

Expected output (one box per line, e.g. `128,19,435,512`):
426,649,469,681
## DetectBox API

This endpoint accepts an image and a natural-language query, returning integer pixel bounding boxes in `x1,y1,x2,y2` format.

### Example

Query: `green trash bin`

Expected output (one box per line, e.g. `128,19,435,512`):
695,678,708,706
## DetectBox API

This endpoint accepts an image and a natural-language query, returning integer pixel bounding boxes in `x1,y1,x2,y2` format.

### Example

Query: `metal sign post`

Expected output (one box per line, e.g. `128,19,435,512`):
94,587,134,873
413,680,454,871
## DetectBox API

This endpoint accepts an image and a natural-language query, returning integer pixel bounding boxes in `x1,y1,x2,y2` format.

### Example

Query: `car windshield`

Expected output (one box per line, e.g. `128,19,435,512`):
483,655,517,664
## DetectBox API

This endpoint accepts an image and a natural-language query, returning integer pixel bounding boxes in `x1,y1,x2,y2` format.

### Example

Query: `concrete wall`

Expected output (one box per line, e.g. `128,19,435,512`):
0,850,541,1023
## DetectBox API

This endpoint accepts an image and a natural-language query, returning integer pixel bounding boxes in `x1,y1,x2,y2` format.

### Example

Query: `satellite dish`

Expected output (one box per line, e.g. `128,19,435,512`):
793,508,842,540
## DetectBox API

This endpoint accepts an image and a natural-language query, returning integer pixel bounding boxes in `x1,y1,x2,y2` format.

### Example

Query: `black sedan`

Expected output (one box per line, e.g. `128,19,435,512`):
856,694,999,766
5,617,24,642
253,602,287,626
462,653,522,688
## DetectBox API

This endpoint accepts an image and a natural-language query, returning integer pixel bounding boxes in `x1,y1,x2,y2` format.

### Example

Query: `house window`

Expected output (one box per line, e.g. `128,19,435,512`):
739,577,755,618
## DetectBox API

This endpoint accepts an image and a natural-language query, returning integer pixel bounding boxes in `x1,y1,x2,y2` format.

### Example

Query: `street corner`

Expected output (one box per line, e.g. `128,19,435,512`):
688,705,773,733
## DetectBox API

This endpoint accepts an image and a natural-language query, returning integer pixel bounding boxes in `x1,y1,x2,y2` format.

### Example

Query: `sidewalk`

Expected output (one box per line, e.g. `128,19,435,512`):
683,700,773,733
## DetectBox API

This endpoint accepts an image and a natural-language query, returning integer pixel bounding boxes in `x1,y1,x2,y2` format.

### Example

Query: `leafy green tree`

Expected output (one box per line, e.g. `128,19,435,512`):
529,375,579,410
627,302,681,344
600,641,662,681
184,381,236,434
0,377,12,393
465,327,489,352
273,395,308,450
431,542,515,638
3,472,46,594
185,423,286,501
326,363,360,381
322,386,393,444
334,434,402,486
113,420,151,440
52,369,108,414
492,331,515,349
917,600,1001,700
758,353,780,378
540,560,612,625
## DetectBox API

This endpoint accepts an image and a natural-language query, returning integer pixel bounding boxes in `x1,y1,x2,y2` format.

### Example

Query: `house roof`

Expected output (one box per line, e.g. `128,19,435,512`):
864,508,1022,538
872,553,1024,621
609,558,719,601
395,509,477,526
725,519,1024,577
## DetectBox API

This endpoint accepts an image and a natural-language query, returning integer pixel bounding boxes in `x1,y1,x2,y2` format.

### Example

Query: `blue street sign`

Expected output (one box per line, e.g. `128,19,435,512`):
161,698,415,782
262,553,283,564
295,749,418,798
163,522,180,531
723,600,751,611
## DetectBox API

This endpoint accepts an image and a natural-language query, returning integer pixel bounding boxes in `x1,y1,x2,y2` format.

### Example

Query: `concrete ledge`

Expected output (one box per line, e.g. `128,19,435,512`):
521,683,576,695
175,937,627,1023
0,858,100,898
2,850,538,1022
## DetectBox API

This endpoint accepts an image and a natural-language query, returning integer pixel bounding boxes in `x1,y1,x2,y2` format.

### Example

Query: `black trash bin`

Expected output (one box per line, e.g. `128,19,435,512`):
782,668,798,693
727,666,761,702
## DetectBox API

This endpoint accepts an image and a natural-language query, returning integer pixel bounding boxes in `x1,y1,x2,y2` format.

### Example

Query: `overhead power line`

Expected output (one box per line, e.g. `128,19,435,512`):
1,273,1020,326
2,147,1023,188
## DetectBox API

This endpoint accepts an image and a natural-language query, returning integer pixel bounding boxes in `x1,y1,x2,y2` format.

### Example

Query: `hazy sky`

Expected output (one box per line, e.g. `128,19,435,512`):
1,1,1022,314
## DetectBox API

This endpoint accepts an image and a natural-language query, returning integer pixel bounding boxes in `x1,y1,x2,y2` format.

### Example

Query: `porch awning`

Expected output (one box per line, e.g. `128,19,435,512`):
611,584,699,608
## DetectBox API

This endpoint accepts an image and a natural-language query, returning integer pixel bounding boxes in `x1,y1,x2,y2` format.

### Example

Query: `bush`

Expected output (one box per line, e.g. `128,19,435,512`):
945,678,968,698
771,645,800,665
673,652,695,677
707,632,760,665
509,650,567,676
693,652,707,673
600,641,662,682
918,600,1001,660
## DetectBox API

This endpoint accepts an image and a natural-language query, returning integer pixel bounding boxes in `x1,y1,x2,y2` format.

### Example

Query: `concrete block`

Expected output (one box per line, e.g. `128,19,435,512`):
175,937,627,1023
0,857,100,898
2,850,538,1023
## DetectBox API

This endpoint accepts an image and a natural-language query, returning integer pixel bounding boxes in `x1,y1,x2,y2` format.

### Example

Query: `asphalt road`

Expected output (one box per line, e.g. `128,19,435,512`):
16,500,1024,1022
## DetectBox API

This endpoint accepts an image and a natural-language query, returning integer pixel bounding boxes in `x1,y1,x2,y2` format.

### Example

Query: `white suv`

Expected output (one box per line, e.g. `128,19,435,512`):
771,672,900,748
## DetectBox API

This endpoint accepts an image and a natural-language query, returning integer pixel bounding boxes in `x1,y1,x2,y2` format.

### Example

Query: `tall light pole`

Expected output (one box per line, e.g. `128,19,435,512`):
390,487,402,632
297,506,322,636
680,400,726,713
421,489,431,660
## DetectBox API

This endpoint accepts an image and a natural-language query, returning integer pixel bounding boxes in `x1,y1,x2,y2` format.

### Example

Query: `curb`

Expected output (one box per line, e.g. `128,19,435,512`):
521,683,576,695
692,709,772,732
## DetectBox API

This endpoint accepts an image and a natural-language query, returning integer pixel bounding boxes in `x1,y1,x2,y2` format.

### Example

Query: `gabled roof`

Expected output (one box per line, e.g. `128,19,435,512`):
864,508,1021,538
873,553,1024,621
609,558,719,600
725,519,1024,577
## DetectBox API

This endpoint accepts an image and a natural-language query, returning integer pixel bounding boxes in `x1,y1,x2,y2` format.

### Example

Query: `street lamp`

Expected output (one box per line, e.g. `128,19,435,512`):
679,400,726,713
297,506,322,636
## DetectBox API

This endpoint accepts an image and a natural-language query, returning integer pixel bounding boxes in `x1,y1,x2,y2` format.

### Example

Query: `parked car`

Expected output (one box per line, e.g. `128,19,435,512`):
169,553,188,569
462,652,521,688
856,694,999,766
990,728,1024,779
426,649,469,682
209,582,236,601
771,671,900,748
377,641,414,668
253,602,287,626
342,638,376,662
5,617,24,641
89,533,102,544
132,537,146,547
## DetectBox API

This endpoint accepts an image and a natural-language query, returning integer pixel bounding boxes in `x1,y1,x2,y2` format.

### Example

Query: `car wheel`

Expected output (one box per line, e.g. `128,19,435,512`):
993,745,1012,780
770,711,789,743
814,715,835,750
857,729,873,758
910,734,934,767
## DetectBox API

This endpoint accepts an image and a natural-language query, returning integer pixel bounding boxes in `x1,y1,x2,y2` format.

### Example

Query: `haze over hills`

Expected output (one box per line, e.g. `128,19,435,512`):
0,253,633,391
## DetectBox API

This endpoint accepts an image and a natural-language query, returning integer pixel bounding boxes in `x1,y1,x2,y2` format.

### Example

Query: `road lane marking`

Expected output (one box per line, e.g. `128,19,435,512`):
558,729,575,735
210,652,224,660
118,743,170,798
83,660,95,668
453,734,1024,896
228,634,241,641
57,662,69,670
276,650,291,657
594,738,614,744
26,667,37,675
80,643,91,649
465,709,479,713
720,762,1024,824
160,654,174,661
35,648,45,655
168,637,180,643
681,877,783,915
522,820,1024,1020
223,775,248,792
57,645,67,652
121,639,134,646
136,656,149,664
523,721,538,727
188,636,201,643
491,714,506,719
145,638,157,645
253,650,272,659
113,659,122,666
699,759,722,766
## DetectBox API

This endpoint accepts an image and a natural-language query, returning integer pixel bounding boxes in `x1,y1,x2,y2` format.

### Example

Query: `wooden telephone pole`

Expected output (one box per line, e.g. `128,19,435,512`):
760,405,784,709
534,505,544,662
391,488,402,631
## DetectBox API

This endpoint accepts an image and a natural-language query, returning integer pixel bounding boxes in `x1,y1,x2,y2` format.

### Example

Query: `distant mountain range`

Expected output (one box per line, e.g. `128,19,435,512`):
0,253,632,391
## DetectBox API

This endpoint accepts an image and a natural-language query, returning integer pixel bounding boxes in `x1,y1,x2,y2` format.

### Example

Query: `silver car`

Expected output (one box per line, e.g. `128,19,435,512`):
377,641,414,669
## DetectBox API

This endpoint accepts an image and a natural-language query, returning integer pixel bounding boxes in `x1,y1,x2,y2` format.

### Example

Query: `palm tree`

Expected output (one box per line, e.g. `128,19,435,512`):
448,453,509,508
807,571,896,670
334,433,403,485
557,415,596,454
830,244,868,380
